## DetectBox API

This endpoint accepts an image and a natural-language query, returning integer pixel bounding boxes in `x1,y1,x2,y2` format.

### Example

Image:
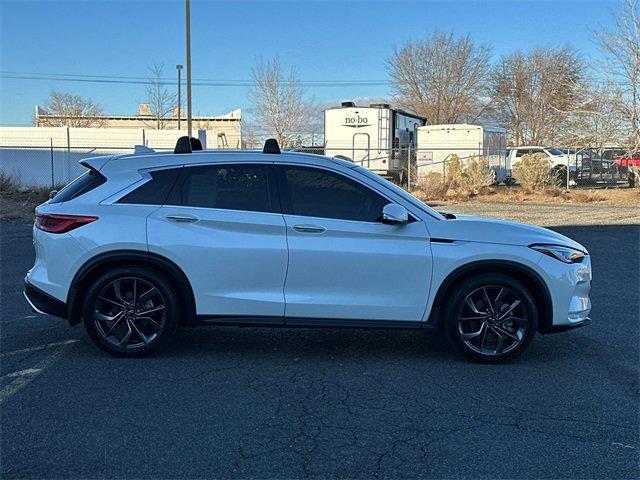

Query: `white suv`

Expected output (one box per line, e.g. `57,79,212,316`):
24,138,592,363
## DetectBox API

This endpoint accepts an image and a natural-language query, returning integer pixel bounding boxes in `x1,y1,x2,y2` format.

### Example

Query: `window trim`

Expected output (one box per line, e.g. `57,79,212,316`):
164,162,280,214
274,163,410,224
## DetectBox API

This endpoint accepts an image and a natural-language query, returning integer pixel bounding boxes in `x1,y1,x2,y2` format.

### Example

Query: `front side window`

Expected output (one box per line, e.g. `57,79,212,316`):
276,166,389,222
166,164,275,213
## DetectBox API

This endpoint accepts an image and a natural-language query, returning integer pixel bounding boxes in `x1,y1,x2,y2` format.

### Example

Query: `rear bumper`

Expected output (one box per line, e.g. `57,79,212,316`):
23,279,67,319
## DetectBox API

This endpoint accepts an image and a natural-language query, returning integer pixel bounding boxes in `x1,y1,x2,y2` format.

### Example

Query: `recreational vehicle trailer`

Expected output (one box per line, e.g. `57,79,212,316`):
324,102,426,183
416,124,508,182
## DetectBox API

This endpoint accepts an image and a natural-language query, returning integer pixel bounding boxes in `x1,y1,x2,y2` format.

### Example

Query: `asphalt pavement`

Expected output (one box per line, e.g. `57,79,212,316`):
1,221,638,479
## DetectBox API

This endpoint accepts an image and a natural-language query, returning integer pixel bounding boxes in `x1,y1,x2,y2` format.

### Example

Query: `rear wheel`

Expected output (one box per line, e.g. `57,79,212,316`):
82,267,180,357
443,273,538,363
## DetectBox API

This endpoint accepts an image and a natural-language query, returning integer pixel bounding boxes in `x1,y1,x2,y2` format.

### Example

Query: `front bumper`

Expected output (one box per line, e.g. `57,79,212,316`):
537,253,592,333
547,317,591,333
23,279,67,319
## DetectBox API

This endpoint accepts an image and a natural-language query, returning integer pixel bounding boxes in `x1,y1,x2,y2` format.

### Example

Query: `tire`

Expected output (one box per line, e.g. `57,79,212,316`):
443,273,539,364
82,266,180,357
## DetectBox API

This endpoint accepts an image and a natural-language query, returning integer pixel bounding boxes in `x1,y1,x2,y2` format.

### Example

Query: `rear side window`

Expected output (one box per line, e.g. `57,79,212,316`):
49,169,106,204
166,164,275,213
118,168,181,205
276,165,389,222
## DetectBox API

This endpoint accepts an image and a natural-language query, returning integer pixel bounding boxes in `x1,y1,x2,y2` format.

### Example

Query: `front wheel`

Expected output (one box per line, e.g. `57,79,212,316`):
443,273,538,363
82,267,180,357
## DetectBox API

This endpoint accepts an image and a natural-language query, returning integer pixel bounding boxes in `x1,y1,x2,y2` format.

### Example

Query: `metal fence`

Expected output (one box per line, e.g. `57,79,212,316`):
1,142,637,191
291,146,637,189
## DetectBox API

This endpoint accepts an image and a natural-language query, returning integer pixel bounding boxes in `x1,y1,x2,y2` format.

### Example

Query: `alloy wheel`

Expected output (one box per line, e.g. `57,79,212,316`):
93,277,166,349
457,285,529,356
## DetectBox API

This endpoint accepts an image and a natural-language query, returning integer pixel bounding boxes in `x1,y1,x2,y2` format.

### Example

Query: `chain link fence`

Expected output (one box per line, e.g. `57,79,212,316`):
292,145,638,189
2,137,638,191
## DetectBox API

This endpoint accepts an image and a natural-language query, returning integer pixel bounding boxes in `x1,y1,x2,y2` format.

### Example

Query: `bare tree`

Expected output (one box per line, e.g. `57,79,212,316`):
560,81,624,149
597,0,640,150
387,32,492,123
38,91,107,127
490,47,584,145
249,55,314,148
144,63,175,130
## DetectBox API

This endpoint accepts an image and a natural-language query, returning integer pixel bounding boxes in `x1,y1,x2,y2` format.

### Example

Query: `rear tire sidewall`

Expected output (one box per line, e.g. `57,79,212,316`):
443,273,539,364
82,267,180,357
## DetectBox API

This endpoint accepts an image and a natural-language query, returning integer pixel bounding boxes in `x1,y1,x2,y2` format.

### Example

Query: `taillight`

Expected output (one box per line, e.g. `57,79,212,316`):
35,214,98,233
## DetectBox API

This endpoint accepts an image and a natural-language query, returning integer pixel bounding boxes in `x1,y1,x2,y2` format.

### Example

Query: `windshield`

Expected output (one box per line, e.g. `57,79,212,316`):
353,166,444,220
545,148,564,156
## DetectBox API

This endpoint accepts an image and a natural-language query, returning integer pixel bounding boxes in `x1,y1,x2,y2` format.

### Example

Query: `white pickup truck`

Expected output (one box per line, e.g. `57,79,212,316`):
507,146,574,185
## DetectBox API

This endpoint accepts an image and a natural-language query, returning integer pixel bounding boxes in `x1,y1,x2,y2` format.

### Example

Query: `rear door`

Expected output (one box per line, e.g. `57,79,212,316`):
275,164,432,324
147,162,288,320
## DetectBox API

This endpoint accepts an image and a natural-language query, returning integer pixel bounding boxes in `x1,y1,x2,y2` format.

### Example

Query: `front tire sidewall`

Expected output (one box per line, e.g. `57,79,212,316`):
82,267,180,357
443,273,539,364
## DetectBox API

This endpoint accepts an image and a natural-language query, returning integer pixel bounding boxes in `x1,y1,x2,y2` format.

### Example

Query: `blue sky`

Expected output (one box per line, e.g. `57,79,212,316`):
0,0,619,125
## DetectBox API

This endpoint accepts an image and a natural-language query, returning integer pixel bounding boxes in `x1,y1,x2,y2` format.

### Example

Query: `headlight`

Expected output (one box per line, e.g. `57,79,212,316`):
530,244,586,263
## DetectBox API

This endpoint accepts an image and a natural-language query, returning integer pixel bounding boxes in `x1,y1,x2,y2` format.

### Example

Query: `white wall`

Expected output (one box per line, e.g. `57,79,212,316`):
0,127,208,187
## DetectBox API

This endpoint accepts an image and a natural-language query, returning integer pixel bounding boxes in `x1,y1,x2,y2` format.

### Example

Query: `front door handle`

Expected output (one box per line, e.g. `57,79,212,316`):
165,214,199,223
292,224,326,234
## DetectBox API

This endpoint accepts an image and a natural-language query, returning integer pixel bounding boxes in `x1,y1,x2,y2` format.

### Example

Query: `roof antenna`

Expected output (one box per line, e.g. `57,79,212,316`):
174,136,192,154
263,138,281,154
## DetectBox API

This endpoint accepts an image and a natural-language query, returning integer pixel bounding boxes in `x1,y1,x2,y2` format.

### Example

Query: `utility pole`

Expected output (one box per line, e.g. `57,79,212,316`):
185,0,193,137
176,64,183,130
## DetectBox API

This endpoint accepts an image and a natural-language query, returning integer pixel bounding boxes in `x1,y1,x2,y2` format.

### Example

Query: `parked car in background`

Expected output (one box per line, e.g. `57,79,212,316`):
24,138,592,364
507,146,574,185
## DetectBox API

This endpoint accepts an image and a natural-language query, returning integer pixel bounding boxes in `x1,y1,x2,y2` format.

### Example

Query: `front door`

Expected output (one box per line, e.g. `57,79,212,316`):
147,162,288,319
275,164,432,323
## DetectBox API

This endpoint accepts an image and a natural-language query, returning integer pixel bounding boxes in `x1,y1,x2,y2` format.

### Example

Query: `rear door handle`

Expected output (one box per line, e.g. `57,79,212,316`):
292,224,326,234
165,214,199,223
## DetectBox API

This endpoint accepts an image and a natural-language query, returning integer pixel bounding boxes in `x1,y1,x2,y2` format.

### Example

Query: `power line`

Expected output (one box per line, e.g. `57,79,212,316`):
0,70,634,88
0,71,390,87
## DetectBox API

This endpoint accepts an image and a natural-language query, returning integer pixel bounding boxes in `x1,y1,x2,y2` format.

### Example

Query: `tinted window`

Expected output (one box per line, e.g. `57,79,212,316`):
277,166,389,222
167,164,274,213
118,168,181,205
515,149,526,157
49,169,106,204
545,148,564,156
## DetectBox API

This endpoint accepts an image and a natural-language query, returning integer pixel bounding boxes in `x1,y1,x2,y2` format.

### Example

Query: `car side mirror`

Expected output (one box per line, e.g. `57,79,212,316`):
49,190,58,200
382,203,408,225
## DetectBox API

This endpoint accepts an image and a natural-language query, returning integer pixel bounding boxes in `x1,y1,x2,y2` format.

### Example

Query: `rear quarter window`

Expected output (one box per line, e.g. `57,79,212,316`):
49,169,106,204
117,168,181,205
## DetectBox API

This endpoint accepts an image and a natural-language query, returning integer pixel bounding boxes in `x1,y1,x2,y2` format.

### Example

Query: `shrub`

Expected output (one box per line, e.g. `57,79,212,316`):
460,155,495,193
512,153,553,191
413,172,447,201
444,155,463,187
0,170,20,193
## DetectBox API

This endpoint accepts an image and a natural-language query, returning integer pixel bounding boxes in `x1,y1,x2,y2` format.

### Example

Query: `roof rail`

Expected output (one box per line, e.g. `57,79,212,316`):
263,138,281,154
174,136,192,154
190,137,203,151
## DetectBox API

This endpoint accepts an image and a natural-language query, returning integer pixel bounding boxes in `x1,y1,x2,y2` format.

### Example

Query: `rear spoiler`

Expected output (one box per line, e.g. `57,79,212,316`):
79,156,113,172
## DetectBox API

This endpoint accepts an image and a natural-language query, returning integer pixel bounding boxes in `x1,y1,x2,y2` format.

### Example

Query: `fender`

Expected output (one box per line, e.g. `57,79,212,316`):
425,259,554,333
67,250,197,326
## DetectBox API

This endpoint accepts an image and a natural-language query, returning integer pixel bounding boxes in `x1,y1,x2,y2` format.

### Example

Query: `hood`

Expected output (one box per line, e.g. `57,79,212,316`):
429,214,587,253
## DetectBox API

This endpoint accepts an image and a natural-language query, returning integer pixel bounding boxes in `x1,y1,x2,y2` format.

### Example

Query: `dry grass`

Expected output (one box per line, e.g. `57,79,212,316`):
419,185,639,206
0,171,51,221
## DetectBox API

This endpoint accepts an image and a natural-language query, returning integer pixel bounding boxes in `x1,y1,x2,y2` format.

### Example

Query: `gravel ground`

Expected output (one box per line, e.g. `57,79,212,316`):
434,202,640,226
